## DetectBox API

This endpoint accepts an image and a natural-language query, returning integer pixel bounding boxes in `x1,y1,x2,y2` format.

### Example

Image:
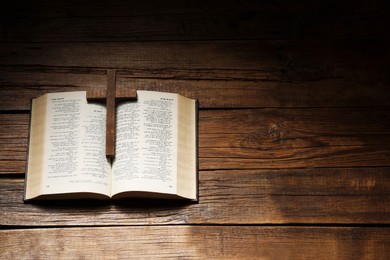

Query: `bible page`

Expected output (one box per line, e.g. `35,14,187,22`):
112,91,178,196
39,91,111,197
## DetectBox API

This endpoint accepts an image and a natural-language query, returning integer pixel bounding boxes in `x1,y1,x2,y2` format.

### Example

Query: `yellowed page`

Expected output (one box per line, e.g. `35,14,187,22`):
112,91,178,196
176,95,197,200
27,91,111,199
25,95,48,200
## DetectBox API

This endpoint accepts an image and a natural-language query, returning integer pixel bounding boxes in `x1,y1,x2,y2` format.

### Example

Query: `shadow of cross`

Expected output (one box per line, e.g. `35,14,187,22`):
86,69,137,160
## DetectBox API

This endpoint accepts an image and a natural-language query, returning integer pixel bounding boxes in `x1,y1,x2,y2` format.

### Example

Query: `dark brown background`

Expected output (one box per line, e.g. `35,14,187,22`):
1,0,389,258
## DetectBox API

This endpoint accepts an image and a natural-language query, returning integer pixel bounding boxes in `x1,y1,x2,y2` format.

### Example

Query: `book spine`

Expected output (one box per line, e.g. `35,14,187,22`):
23,98,34,202
195,100,199,203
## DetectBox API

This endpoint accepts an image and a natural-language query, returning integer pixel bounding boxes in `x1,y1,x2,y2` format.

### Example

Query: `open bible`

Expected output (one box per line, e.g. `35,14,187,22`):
24,90,198,201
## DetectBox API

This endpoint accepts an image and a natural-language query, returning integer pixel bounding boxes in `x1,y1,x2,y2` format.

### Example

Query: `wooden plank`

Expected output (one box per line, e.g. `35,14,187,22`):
0,41,387,76
199,108,390,169
0,114,28,174
1,71,390,110
1,167,389,226
1,107,389,173
0,40,389,110
1,0,389,42
1,226,389,259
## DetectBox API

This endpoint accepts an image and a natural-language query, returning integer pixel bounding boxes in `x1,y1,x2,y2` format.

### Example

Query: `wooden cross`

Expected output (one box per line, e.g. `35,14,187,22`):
86,69,137,159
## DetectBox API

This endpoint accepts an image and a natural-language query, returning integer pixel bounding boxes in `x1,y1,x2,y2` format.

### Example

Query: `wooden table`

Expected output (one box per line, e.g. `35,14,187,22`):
1,1,389,258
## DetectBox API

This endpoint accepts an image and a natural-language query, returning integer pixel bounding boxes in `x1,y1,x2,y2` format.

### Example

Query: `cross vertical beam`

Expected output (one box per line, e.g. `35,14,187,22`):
105,69,116,159
86,69,137,159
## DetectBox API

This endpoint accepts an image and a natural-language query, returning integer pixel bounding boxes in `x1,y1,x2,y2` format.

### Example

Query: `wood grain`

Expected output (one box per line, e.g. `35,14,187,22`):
1,226,389,259
2,76,390,110
199,108,390,169
1,0,389,42
1,70,390,110
0,41,387,78
1,167,389,226
0,114,28,174
1,40,388,110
